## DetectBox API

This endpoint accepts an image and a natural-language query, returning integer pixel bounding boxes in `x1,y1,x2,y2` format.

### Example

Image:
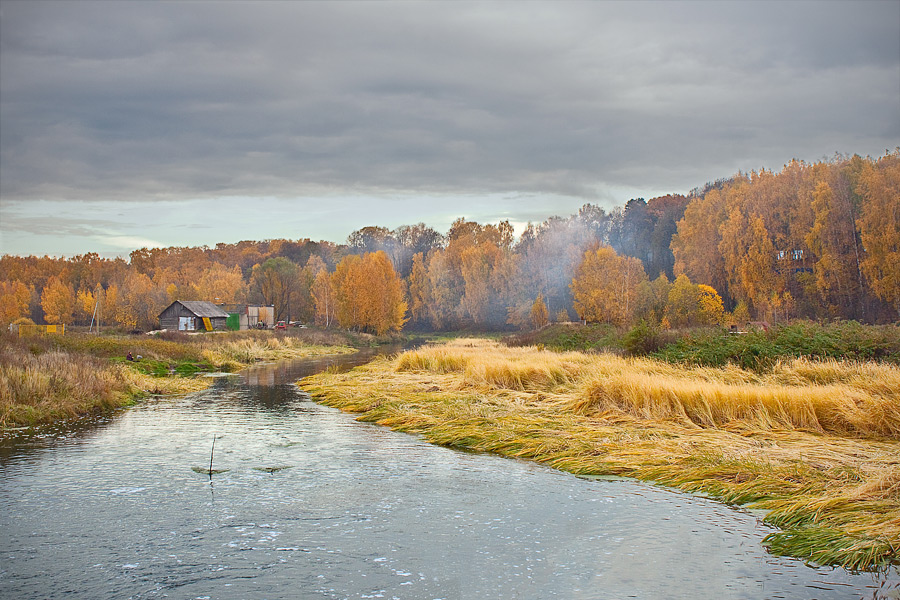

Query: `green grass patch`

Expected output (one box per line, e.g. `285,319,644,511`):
505,323,622,352
763,525,896,571
654,321,900,370
506,321,900,370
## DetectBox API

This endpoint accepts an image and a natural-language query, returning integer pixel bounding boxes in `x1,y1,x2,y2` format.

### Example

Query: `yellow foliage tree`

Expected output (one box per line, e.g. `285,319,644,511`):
571,247,647,325
332,254,365,330
697,284,725,325
102,284,118,327
460,244,501,325
665,274,700,328
719,210,777,315
40,276,75,325
663,275,725,327
75,286,96,324
530,293,549,329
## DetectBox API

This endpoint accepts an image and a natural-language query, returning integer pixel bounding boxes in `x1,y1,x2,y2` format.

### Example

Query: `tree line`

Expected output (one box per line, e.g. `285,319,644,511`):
1,151,897,332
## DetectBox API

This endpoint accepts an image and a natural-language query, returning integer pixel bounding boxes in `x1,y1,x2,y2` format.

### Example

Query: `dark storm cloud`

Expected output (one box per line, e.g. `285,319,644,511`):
1,0,898,206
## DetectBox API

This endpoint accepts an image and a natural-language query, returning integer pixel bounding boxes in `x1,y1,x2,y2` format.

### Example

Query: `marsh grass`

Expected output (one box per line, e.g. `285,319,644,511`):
0,346,132,426
199,334,354,366
1,330,354,428
36,329,354,368
300,338,900,570
0,344,206,427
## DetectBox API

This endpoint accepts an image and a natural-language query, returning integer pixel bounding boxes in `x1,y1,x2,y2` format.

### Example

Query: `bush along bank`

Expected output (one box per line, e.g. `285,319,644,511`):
299,338,900,571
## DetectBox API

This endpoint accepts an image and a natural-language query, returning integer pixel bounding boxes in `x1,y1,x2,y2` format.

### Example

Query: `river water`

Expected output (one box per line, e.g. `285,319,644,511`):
1,349,897,600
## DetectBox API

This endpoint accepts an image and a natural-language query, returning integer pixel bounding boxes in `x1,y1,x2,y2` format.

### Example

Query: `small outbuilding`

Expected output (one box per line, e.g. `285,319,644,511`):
218,304,276,330
159,301,229,331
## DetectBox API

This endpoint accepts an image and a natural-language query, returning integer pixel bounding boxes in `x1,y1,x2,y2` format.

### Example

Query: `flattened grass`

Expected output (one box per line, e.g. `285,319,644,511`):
300,338,900,570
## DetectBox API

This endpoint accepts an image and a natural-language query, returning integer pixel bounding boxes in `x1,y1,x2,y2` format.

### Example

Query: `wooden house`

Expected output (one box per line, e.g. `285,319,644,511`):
159,301,229,331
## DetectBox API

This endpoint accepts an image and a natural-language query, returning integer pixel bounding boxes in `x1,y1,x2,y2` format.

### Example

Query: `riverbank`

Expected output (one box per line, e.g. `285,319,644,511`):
0,329,355,428
505,320,900,369
299,338,900,571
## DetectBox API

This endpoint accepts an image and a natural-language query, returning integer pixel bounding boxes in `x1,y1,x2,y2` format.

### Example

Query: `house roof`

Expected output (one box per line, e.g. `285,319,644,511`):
172,300,230,318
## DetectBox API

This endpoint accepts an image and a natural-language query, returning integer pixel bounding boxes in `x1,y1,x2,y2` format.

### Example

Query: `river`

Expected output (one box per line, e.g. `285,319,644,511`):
1,349,897,599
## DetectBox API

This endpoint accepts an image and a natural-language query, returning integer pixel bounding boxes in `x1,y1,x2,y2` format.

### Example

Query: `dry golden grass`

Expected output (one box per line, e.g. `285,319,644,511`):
301,338,900,570
398,339,900,437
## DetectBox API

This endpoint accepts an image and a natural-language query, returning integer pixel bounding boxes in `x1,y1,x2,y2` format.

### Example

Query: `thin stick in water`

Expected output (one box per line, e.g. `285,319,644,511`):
208,435,217,479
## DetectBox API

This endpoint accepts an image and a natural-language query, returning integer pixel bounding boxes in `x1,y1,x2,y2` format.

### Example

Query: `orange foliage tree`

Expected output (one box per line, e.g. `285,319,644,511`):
116,272,167,330
671,187,729,298
857,151,900,317
1,280,32,325
331,251,407,334
192,263,247,305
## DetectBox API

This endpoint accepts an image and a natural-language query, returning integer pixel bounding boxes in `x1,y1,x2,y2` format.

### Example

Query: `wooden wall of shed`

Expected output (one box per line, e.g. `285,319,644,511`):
159,303,190,330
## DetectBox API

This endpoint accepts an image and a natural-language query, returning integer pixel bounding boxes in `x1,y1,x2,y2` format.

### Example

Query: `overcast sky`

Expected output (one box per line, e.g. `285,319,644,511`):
1,0,898,258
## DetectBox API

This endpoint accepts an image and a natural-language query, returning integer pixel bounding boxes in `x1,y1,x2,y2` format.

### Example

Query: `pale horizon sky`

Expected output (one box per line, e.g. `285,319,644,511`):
1,0,898,258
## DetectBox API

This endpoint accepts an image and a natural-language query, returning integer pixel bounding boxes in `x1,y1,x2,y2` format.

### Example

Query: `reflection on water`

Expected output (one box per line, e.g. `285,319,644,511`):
1,349,897,599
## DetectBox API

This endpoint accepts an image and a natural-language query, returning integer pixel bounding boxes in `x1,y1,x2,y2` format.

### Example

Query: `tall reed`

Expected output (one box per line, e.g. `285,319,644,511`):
0,346,132,426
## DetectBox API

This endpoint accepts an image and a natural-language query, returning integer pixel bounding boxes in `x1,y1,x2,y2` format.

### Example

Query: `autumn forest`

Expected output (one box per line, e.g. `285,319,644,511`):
2,151,898,334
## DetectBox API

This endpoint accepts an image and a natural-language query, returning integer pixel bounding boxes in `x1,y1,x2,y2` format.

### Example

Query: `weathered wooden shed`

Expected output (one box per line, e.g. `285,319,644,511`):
158,301,229,331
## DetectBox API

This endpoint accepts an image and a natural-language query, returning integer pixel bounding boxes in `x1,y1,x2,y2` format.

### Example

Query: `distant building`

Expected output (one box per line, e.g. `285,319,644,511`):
159,301,229,331
217,304,276,330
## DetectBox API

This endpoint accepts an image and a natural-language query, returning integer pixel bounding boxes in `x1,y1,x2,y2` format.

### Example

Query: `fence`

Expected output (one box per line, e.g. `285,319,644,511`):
13,324,66,337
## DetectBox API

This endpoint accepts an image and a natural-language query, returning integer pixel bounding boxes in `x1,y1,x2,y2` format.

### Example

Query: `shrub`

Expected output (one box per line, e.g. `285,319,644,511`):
622,320,662,356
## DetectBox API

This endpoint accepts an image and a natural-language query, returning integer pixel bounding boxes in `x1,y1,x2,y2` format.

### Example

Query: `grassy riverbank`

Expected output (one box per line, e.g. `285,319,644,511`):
507,320,900,369
299,338,900,571
1,329,355,429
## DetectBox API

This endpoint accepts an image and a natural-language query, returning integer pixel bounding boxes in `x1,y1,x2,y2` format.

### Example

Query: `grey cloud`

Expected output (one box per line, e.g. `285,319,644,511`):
1,0,898,209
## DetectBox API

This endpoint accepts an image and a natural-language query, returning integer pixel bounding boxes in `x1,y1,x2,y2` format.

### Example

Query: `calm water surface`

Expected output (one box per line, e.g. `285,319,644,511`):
1,349,897,599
